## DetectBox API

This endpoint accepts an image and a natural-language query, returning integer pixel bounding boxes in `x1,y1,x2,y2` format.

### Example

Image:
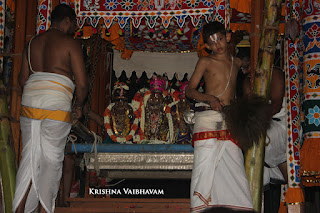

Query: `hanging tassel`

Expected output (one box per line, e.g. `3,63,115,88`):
278,201,287,213
284,188,305,204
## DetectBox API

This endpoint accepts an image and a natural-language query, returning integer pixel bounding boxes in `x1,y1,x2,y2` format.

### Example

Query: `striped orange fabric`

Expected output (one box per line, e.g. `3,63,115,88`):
48,80,73,93
21,106,72,123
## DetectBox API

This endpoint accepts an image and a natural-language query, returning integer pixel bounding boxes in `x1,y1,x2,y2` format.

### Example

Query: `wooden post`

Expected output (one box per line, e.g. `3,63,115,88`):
52,0,60,8
10,0,28,163
26,0,38,42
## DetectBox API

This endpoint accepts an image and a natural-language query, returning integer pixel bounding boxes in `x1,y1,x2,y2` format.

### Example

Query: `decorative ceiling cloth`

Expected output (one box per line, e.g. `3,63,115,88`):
113,50,198,78
123,17,203,52
74,0,217,29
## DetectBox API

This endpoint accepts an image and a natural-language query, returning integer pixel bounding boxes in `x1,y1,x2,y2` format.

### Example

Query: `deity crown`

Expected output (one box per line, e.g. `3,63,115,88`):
112,82,129,100
150,75,166,92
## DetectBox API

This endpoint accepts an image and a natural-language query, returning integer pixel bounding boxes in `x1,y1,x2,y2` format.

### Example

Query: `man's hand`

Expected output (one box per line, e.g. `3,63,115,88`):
209,96,224,112
72,106,83,125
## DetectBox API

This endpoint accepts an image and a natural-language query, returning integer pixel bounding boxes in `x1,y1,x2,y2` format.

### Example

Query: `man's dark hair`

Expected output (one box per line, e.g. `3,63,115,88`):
202,21,226,44
51,4,76,23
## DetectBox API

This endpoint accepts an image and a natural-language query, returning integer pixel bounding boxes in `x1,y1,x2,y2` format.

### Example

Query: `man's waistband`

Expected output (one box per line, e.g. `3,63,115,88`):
192,130,239,147
190,105,212,112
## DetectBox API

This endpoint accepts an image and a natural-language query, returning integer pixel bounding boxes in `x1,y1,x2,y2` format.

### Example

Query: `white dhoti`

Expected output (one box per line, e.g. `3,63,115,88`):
264,103,287,186
190,110,253,212
13,72,75,213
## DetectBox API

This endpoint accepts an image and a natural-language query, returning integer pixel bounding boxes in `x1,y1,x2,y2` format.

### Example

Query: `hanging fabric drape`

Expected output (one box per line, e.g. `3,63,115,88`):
68,0,231,58
74,0,223,29
113,51,198,79
0,0,6,73
36,0,52,34
282,0,304,207
300,0,320,187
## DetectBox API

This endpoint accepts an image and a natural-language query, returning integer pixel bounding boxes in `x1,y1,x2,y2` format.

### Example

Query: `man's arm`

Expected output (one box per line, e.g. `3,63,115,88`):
242,66,284,115
83,104,104,126
242,75,251,97
270,67,285,115
185,57,224,111
18,47,30,88
69,39,88,120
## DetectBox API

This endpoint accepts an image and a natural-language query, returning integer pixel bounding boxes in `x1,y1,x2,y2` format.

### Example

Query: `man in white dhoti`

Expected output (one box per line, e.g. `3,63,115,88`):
262,67,287,187
13,4,88,213
186,21,253,212
264,98,287,187
262,67,287,212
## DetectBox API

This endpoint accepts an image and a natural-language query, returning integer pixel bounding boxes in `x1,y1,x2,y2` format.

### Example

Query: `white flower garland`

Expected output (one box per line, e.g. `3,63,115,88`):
104,102,139,144
131,88,148,143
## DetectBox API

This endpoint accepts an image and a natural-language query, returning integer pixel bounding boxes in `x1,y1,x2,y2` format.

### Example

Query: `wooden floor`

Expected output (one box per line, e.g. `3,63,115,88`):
55,198,190,213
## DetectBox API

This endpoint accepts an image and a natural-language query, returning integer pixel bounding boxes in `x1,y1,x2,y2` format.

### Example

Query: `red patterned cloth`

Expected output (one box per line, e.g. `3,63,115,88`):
192,130,238,147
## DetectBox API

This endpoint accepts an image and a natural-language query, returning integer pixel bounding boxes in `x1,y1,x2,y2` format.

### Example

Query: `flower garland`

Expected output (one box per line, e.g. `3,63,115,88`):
131,88,148,143
104,102,139,144
169,88,180,102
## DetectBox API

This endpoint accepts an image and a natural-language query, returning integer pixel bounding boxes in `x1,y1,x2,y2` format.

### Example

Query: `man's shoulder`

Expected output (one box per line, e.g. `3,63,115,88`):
198,55,215,64
272,66,284,78
233,56,242,67
233,56,242,63
57,36,81,52
271,66,285,87
60,35,79,45
273,66,283,73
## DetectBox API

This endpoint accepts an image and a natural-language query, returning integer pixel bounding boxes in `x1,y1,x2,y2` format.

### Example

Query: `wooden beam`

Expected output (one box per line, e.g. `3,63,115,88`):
10,0,28,163
52,0,60,9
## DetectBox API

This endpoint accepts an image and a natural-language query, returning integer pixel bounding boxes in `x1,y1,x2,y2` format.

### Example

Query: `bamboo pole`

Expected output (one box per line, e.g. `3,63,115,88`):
245,0,282,212
250,0,264,81
0,79,16,213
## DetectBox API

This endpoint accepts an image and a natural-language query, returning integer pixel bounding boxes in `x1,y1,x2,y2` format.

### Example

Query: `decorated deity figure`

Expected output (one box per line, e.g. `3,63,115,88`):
104,82,136,143
170,81,192,144
144,75,170,142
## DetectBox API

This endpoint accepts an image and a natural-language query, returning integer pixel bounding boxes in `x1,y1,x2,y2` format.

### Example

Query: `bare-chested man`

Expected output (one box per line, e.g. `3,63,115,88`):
13,4,88,213
186,21,253,212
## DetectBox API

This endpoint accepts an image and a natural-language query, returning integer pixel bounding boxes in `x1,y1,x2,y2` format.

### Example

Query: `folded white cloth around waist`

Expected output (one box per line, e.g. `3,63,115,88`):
21,72,75,123
263,110,287,186
192,110,237,147
193,110,227,133
265,113,286,168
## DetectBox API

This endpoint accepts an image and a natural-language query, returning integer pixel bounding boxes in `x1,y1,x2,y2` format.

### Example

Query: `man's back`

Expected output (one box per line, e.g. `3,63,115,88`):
29,29,79,80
